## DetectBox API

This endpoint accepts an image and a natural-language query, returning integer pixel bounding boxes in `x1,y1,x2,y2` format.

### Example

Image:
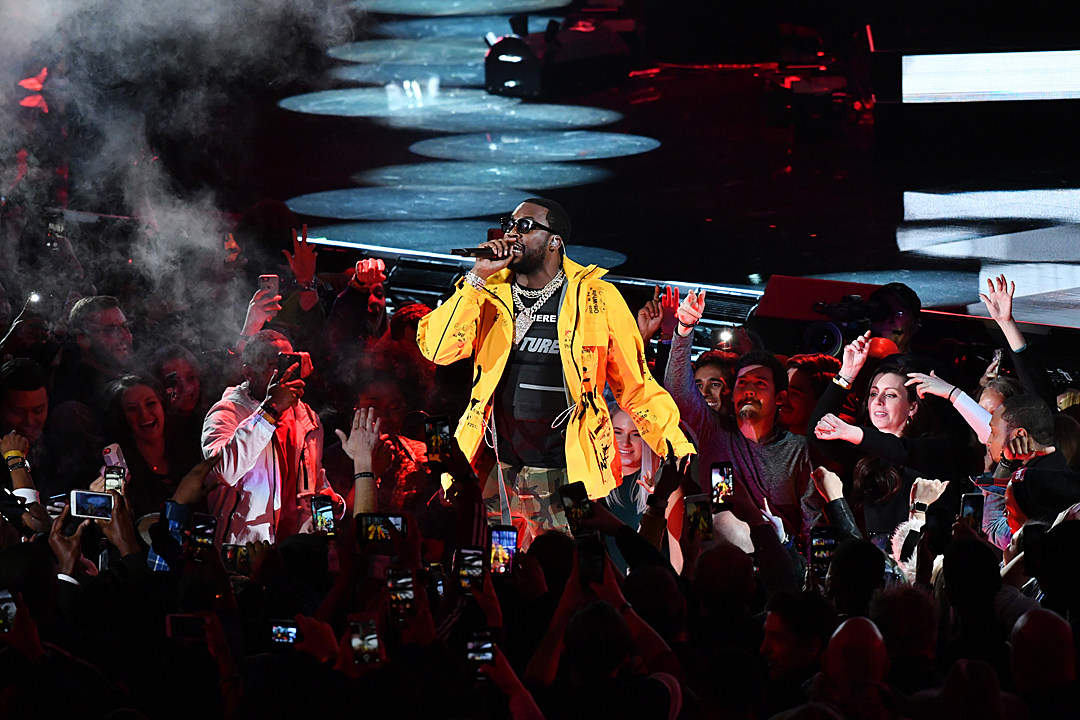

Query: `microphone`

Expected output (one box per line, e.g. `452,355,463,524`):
450,247,498,258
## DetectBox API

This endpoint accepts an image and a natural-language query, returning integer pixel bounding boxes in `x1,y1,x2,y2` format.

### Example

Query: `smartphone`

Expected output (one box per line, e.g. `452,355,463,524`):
103,466,125,493
961,493,984,532
576,532,606,587
487,228,504,242
684,493,714,541
259,274,280,297
489,525,517,575
356,513,406,551
165,613,207,641
269,620,301,646
350,618,384,665
423,415,452,463
222,543,250,575
457,547,485,589
466,629,495,680
0,590,15,633
387,567,415,622
310,496,335,537
424,562,446,600
276,351,303,380
70,490,114,520
557,481,593,533
102,443,128,471
191,513,217,548
809,526,836,586
711,462,734,509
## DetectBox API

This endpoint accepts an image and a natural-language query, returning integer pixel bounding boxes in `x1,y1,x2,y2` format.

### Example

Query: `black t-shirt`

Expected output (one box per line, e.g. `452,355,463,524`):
494,291,567,468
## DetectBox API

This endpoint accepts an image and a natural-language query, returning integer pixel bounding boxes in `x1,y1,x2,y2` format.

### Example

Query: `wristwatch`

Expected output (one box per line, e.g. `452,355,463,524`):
910,501,929,514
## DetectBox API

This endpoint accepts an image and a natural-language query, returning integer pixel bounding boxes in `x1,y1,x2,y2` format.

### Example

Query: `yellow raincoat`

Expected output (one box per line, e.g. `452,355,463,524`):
417,255,694,498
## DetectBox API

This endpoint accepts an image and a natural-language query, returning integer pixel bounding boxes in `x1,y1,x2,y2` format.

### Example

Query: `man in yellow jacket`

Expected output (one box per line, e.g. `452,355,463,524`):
417,198,694,545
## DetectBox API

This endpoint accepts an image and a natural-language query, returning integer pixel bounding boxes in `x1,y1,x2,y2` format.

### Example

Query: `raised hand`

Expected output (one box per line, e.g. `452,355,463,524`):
636,285,664,342
283,224,318,286
979,274,1015,325
814,413,863,445
49,505,90,577
470,234,516,281
910,477,949,507
812,466,844,502
240,289,282,336
905,370,956,400
353,258,387,287
840,330,871,380
675,289,706,335
335,407,383,467
97,490,141,556
172,454,223,506
265,364,305,415
659,285,680,339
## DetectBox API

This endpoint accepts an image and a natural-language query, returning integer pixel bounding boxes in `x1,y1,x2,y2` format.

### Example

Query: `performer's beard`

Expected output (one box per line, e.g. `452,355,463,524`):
508,244,545,276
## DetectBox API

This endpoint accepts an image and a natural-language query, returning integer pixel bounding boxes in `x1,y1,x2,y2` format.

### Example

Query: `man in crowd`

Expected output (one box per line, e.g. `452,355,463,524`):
666,290,820,550
201,329,336,543
417,198,693,545
52,296,134,414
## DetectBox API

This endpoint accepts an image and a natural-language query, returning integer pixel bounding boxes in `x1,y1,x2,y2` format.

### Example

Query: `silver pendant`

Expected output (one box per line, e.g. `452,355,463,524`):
514,312,534,345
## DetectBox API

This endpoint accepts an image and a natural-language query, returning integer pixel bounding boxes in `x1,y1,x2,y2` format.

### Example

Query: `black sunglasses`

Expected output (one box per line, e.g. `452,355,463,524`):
500,216,555,235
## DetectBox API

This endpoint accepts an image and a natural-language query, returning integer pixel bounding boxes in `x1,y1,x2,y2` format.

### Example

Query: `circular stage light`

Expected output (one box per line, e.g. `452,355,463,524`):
329,63,484,88
808,270,981,308
287,186,534,220
279,87,520,118
355,162,611,190
352,0,570,17
328,38,487,64
373,15,562,39
311,221,627,268
409,131,661,162
378,104,622,132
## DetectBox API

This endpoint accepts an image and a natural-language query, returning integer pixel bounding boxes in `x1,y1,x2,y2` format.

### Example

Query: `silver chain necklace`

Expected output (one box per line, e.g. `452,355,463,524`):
511,269,565,344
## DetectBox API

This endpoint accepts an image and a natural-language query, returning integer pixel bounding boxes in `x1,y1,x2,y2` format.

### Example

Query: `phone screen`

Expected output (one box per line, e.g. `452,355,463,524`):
387,568,415,622
103,467,125,493
467,630,495,679
351,619,383,664
311,497,335,537
356,514,405,550
711,463,734,507
961,493,984,531
810,527,836,585
270,621,300,645
424,416,452,463
0,590,15,633
490,526,517,575
684,494,714,541
70,490,114,520
576,532,606,587
457,547,485,589
191,514,217,547
222,543,250,575
557,481,593,532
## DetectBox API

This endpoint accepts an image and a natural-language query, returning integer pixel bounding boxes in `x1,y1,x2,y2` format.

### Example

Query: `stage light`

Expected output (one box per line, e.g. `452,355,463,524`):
902,50,1080,104
373,15,563,39
286,186,534,220
355,161,611,190
279,87,520,118
351,0,570,17
329,63,484,88
376,104,621,132
328,38,487,65
409,130,661,162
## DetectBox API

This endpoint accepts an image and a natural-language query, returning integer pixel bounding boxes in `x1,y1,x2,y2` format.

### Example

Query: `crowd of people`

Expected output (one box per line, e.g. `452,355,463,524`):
0,198,1079,720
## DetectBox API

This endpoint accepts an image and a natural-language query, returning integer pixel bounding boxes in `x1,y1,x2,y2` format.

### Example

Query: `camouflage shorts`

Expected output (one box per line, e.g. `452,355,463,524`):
483,463,571,550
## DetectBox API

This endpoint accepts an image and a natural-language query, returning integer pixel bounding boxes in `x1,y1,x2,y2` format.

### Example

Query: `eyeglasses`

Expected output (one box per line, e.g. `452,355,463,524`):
500,216,555,235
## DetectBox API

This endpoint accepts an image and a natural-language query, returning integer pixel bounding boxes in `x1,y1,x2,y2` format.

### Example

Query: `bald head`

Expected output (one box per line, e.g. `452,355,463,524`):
1011,608,1075,693
823,617,889,684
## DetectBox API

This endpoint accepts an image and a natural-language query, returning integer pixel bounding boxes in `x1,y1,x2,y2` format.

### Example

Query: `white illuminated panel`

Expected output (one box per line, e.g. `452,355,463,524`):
902,50,1080,103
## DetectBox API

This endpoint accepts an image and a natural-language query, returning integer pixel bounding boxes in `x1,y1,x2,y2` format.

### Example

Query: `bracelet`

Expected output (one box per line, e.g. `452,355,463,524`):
6,460,27,473
3,451,25,462
833,374,852,390
353,471,375,480
297,278,318,292
947,386,959,403
618,601,633,616
677,319,698,329
464,271,486,290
